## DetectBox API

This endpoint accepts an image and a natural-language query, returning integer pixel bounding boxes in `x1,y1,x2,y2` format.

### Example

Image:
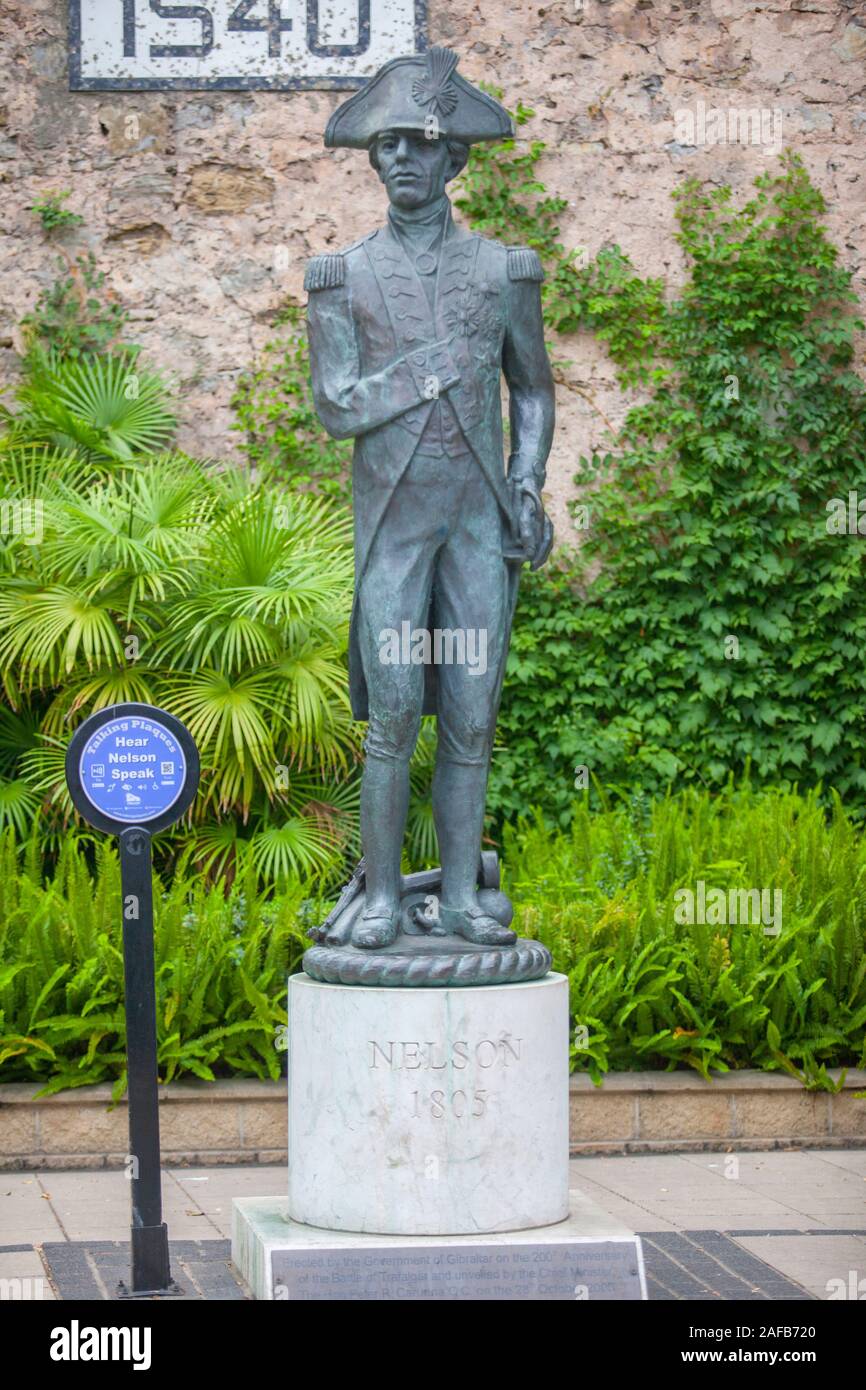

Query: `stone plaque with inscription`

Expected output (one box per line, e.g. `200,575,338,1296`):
233,1195,647,1301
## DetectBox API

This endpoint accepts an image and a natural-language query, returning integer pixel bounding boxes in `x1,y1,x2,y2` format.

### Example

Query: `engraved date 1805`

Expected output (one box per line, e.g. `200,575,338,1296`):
411,1088,488,1119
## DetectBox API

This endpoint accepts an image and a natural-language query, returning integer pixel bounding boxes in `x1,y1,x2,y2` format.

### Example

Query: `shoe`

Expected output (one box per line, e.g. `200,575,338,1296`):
438,904,517,946
351,907,400,949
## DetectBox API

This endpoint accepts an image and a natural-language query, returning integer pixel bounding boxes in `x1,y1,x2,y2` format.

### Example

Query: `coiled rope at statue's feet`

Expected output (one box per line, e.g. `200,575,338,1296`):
301,939,552,987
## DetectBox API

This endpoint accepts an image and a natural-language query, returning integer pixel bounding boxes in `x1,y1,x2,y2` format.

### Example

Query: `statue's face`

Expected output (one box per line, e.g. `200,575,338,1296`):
374,129,452,210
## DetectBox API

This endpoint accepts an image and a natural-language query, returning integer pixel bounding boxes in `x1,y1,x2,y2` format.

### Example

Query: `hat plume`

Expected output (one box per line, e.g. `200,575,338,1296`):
411,46,460,116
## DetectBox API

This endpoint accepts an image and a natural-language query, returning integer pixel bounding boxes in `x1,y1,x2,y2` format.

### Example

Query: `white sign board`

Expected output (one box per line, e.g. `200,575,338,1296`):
69,1,426,90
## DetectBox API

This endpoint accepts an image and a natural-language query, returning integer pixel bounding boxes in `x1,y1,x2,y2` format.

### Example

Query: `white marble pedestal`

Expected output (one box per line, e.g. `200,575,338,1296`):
231,968,647,1299
286,972,570,1235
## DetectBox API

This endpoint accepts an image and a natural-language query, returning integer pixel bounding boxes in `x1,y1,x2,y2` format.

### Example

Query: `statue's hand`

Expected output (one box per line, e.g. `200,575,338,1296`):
418,334,460,398
512,477,553,570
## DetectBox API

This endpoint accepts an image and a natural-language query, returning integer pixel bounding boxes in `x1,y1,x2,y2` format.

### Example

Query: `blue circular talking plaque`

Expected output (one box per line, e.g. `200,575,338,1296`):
66,704,199,835
79,714,186,824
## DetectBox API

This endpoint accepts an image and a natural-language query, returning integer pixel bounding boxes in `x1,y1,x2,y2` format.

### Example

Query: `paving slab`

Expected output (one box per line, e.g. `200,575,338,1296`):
0,1175,65,1244
0,1246,57,1300
641,1230,812,1302
682,1152,866,1207
735,1234,866,1301
167,1165,286,1190
35,1169,231,1241
31,1171,130,1199
806,1150,866,1176
560,1180,681,1233
569,1152,866,1231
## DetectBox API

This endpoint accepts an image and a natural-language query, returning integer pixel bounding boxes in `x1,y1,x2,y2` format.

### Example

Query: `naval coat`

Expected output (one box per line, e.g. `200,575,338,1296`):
305,203,555,720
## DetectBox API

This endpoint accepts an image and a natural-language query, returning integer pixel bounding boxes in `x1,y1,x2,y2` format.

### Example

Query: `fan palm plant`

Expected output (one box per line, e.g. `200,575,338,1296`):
0,441,361,886
6,349,176,463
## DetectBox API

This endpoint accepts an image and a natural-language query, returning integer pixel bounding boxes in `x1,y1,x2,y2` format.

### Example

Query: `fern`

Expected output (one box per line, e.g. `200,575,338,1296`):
507,781,866,1088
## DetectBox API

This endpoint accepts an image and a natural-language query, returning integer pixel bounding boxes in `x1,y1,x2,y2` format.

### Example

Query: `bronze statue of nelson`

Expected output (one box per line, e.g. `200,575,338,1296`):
305,47,555,965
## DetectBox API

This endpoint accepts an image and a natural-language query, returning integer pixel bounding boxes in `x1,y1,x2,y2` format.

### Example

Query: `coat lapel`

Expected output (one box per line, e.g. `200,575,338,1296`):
435,223,513,522
366,221,436,356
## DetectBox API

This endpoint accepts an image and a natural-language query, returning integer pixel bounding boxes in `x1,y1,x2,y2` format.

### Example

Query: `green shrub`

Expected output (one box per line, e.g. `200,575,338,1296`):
507,781,866,1088
4,349,176,462
3,784,862,1095
0,829,314,1097
3,210,364,884
20,255,131,363
29,192,84,237
22,190,130,361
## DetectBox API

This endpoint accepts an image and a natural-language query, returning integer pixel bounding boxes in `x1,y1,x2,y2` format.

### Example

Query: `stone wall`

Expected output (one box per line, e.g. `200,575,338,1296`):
1,0,864,534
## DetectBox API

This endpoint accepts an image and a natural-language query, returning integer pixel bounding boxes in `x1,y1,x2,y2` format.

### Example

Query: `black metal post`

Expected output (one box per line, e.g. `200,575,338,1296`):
118,826,174,1296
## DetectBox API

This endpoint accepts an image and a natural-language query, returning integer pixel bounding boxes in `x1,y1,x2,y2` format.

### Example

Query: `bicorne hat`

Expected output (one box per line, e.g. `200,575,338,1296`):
324,46,514,149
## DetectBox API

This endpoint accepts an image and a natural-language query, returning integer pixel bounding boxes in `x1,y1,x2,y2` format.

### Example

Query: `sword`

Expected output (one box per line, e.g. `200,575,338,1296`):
488,490,553,762
306,857,366,943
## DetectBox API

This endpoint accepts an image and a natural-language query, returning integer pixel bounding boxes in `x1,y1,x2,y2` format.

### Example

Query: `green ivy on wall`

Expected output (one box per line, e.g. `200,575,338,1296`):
458,118,866,822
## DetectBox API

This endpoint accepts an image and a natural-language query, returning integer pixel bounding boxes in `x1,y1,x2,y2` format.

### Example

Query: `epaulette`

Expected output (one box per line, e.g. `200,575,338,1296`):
507,247,545,283
304,230,378,290
304,252,345,292
342,230,378,254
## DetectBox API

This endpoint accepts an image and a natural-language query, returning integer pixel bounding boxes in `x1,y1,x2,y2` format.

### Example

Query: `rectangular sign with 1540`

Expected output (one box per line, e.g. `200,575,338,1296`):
69,1,426,91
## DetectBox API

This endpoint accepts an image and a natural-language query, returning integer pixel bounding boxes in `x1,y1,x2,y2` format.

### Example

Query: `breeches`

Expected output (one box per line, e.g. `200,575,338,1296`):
357,451,509,766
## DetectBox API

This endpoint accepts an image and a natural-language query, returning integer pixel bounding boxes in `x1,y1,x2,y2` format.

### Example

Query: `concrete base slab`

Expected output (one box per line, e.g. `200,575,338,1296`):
232,1190,647,1300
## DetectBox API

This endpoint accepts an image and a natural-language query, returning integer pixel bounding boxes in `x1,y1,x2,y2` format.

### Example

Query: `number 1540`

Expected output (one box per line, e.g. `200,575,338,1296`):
115,1,372,60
